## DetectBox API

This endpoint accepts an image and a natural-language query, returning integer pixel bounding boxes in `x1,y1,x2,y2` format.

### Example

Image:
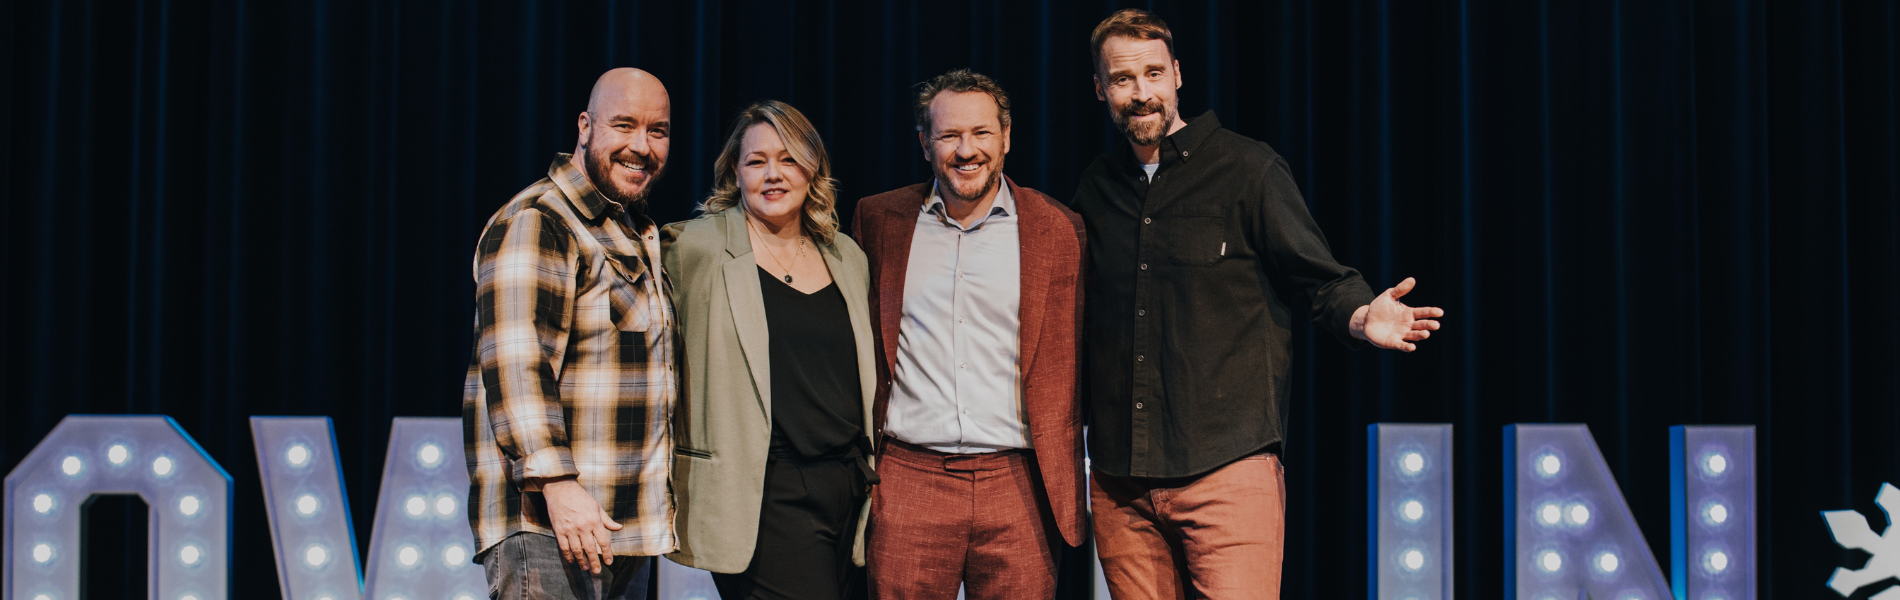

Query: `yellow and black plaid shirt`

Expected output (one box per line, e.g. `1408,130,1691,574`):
464,154,677,559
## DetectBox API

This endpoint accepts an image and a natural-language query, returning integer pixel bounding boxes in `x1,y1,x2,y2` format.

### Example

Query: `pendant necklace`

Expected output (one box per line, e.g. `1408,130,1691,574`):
749,214,805,283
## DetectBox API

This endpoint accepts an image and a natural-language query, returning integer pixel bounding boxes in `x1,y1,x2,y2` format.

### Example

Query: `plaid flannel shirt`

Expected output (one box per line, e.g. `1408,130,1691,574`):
464,154,678,559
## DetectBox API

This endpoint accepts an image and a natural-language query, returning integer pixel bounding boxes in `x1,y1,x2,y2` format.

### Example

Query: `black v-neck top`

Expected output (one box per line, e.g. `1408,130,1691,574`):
757,265,864,458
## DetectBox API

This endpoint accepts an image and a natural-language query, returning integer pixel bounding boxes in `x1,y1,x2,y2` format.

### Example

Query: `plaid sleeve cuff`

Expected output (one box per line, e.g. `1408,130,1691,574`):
513,445,579,483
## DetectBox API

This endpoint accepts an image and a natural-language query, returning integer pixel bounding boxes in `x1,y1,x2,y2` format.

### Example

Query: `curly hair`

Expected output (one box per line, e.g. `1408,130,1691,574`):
913,68,1012,136
700,100,841,245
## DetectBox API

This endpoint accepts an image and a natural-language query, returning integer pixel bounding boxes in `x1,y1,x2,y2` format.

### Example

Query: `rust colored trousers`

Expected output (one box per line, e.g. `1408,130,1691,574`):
1090,453,1288,600
867,439,1059,600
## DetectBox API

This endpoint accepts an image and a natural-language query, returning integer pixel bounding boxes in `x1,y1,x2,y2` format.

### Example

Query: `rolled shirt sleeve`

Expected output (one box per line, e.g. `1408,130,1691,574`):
475,206,582,483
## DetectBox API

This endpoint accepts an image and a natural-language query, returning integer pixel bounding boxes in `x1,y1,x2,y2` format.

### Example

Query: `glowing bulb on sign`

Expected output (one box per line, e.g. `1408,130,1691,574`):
444,544,468,566
306,545,328,567
1538,503,1562,525
32,543,54,563
109,444,129,465
418,443,443,467
436,495,456,516
1705,550,1728,573
287,444,310,466
398,545,420,567
1705,453,1727,475
296,494,319,516
180,544,203,565
1400,452,1425,474
1597,552,1619,573
1400,500,1424,522
405,495,427,517
1402,550,1425,571
179,495,202,516
33,493,54,514
1538,550,1562,572
153,456,175,476
1538,454,1561,476
61,456,82,476
1568,503,1591,525
1706,502,1728,524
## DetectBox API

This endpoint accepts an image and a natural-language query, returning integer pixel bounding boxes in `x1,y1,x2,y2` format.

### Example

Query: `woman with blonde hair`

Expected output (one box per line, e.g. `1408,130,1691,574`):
661,100,877,599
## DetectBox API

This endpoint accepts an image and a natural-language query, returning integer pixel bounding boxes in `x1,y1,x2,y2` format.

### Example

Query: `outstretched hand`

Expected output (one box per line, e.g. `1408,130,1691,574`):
1350,277,1444,352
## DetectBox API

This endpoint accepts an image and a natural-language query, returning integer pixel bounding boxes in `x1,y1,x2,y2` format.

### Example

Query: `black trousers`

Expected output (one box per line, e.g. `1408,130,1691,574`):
711,453,869,600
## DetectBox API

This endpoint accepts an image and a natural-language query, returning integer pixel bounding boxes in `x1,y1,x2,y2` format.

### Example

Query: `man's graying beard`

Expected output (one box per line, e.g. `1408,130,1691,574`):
1113,96,1175,147
583,139,663,216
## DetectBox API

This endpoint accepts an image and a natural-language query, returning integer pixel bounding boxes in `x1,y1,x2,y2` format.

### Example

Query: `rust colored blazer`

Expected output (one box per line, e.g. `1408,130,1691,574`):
851,176,1088,547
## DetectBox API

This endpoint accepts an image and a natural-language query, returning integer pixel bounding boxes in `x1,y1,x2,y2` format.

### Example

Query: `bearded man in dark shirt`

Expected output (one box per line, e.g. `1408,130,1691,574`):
1070,9,1447,599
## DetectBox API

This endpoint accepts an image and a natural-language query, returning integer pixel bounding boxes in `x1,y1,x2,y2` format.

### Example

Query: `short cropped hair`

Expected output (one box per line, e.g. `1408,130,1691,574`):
701,100,842,245
913,68,1012,135
1089,8,1176,74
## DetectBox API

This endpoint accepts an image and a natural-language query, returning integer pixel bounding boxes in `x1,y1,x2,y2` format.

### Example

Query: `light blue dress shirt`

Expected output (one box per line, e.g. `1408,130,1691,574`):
884,181,1028,453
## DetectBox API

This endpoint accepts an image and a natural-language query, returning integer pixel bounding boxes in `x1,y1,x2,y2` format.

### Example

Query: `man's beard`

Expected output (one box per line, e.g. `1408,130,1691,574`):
582,141,663,216
1112,96,1176,147
938,156,1003,205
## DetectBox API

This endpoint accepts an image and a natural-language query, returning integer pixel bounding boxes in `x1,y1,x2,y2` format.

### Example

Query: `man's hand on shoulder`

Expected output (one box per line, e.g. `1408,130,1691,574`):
1350,277,1445,353
537,476,623,574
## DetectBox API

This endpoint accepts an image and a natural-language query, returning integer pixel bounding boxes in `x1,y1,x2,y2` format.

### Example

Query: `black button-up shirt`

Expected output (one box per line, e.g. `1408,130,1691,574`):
1071,111,1374,478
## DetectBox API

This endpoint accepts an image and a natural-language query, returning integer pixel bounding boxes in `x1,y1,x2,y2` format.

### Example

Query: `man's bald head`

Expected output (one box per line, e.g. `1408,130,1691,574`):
574,68,672,215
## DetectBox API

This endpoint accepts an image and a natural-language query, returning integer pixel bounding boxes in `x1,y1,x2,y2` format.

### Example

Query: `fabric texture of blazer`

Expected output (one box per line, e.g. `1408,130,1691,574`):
660,207,880,573
851,176,1089,547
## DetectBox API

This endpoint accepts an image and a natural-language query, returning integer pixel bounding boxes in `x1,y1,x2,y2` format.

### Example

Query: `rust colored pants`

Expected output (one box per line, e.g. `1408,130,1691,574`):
866,439,1059,600
1090,453,1287,600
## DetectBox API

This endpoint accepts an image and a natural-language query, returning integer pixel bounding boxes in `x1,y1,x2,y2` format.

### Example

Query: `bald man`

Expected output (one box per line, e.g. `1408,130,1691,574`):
464,68,678,599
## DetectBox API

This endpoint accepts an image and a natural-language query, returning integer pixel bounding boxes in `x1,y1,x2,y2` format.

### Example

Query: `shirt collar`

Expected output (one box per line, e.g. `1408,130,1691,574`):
548,152,621,222
923,178,1015,229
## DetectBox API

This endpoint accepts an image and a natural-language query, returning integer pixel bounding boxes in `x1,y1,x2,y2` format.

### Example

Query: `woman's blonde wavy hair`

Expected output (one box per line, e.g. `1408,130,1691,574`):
699,100,841,246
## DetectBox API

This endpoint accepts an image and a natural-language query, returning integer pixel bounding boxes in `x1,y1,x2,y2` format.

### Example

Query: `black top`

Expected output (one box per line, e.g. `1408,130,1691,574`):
1069,111,1375,478
757,265,864,459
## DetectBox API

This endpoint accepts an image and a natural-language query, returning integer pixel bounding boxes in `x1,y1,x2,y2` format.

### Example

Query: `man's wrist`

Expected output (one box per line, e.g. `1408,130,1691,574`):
523,474,578,492
1349,305,1371,340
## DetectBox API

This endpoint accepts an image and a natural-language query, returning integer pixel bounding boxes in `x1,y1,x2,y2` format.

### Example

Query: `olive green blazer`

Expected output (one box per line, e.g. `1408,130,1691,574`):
659,207,878,573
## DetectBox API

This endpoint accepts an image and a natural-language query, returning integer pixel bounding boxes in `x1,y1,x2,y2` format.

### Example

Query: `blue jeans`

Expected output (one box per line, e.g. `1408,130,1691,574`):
481,532,653,600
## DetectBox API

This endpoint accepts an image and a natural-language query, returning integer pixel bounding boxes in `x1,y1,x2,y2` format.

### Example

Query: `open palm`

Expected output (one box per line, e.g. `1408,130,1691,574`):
1355,277,1444,352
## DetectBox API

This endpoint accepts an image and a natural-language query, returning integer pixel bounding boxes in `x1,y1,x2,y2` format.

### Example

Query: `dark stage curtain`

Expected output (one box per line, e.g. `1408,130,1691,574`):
3,1,1895,598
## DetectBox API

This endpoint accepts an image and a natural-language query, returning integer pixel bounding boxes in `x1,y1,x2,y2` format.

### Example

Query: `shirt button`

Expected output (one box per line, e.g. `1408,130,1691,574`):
1137,309,1146,317
959,362,966,368
1140,263,1149,271
1143,217,1152,225
1136,355,1145,362
1135,402,1144,410
1181,151,1190,158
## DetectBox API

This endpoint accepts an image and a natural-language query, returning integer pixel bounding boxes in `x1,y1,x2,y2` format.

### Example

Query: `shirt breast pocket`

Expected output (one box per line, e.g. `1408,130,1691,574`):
1164,208,1226,267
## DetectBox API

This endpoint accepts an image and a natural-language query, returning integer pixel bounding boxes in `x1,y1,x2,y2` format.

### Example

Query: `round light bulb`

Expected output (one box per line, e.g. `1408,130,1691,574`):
405,495,427,517
152,456,174,476
287,444,310,466
418,443,443,466
1707,503,1729,524
34,594,52,600
1597,552,1620,573
182,595,201,600
1538,454,1562,476
1706,550,1729,572
1402,549,1425,571
61,456,83,476
306,545,328,567
398,545,420,567
1539,504,1562,525
444,544,468,566
108,444,129,465
33,493,54,514
1538,550,1561,572
1401,500,1424,522
179,495,202,516
1400,452,1425,474
455,595,477,600
32,543,53,563
297,494,320,516
1706,454,1728,475
1568,504,1591,525
180,545,203,565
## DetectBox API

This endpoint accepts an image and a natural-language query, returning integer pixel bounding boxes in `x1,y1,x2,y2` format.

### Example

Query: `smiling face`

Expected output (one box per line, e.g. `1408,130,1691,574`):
576,70,671,213
1094,35,1182,148
736,122,810,227
920,90,1011,205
